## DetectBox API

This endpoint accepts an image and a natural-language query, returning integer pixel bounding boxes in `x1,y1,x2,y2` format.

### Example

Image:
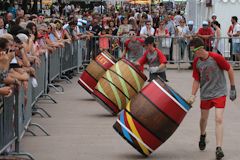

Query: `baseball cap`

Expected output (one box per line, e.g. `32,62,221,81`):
16,33,28,43
212,13,217,17
187,20,194,25
202,21,208,26
144,36,155,45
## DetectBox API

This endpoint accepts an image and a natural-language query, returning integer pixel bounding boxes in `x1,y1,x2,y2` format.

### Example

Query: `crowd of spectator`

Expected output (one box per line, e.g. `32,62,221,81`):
0,1,240,99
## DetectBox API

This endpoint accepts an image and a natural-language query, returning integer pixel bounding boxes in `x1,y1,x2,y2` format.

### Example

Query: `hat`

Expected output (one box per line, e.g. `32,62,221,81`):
212,13,217,17
144,36,155,45
202,21,208,26
16,33,28,43
187,20,194,25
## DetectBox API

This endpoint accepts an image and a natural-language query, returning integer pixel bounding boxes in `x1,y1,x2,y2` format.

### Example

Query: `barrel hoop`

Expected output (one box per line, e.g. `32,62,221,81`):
125,107,165,143
84,70,98,82
115,63,130,98
108,69,138,94
100,52,116,64
102,77,131,101
101,77,129,109
121,58,147,80
124,110,151,155
78,78,93,93
141,92,179,126
128,66,141,91
152,80,188,112
117,117,153,154
93,89,116,114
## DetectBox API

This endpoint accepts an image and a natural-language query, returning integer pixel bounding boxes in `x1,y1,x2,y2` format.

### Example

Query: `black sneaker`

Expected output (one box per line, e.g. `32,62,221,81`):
199,134,206,150
216,147,224,160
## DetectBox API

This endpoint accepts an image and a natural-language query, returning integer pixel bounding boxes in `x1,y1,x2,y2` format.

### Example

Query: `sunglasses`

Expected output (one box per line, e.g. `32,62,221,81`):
129,33,136,36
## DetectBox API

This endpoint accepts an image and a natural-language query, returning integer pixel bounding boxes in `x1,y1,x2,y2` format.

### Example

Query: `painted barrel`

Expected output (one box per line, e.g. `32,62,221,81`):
78,51,116,94
113,77,191,156
93,59,147,115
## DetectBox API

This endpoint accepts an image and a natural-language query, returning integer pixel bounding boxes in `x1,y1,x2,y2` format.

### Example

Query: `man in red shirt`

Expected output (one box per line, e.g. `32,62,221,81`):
122,30,144,62
187,38,236,160
137,36,167,81
197,21,214,51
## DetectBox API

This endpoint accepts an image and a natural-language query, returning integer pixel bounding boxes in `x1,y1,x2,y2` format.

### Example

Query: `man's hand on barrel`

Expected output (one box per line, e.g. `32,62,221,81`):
230,85,237,101
187,95,196,106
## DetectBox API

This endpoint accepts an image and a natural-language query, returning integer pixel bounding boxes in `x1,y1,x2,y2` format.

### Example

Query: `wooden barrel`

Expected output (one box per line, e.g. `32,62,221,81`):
93,59,147,115
78,51,116,94
113,77,191,156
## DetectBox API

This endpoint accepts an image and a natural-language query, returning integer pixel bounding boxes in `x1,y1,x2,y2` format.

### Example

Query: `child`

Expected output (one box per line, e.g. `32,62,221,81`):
99,29,111,52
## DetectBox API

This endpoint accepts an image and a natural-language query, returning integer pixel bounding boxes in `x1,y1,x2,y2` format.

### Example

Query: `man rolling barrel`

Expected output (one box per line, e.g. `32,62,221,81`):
187,37,236,160
137,36,168,82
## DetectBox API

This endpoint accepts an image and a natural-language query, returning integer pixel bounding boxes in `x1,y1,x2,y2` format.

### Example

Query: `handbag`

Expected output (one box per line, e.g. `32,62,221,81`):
161,37,172,48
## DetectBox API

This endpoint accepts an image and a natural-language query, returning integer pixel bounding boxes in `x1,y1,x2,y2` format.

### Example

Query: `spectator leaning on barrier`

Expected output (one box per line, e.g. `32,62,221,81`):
183,20,197,69
228,16,240,66
154,20,170,55
211,13,217,23
165,13,176,62
197,21,214,51
176,19,187,60
98,28,111,52
137,36,168,82
187,37,236,160
212,21,224,56
87,18,102,59
140,20,155,38
122,29,144,62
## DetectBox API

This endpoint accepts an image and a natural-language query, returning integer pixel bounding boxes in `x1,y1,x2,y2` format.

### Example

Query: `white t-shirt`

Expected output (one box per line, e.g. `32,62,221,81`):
232,23,240,43
177,25,185,37
140,26,155,37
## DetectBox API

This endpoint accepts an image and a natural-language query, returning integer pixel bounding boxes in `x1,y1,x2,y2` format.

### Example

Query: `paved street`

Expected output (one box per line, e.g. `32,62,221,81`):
21,70,240,160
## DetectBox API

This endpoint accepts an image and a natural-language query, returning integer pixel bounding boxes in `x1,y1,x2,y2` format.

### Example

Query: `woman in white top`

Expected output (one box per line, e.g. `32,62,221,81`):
154,20,170,55
212,21,225,55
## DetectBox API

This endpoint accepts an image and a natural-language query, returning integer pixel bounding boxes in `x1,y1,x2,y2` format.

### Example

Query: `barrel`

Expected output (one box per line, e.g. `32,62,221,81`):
113,77,191,156
78,51,116,94
93,59,147,115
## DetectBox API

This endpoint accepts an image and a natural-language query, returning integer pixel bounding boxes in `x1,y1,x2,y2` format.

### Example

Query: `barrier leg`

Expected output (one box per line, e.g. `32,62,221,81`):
25,128,37,136
48,83,64,93
38,94,57,104
32,110,45,118
33,104,51,118
8,152,36,160
60,75,72,84
29,123,50,136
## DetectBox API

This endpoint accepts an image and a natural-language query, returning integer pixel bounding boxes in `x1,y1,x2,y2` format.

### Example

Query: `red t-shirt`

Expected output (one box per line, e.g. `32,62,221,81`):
124,38,144,51
138,48,167,67
197,27,214,47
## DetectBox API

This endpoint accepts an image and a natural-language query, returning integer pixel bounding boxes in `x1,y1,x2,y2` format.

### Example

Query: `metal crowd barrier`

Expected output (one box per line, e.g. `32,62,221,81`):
82,36,240,70
0,94,16,154
49,48,61,83
61,43,74,73
32,54,46,105
0,39,85,159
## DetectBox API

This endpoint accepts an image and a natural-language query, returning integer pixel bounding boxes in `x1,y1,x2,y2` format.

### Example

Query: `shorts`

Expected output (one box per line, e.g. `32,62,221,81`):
232,43,240,54
200,96,226,110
